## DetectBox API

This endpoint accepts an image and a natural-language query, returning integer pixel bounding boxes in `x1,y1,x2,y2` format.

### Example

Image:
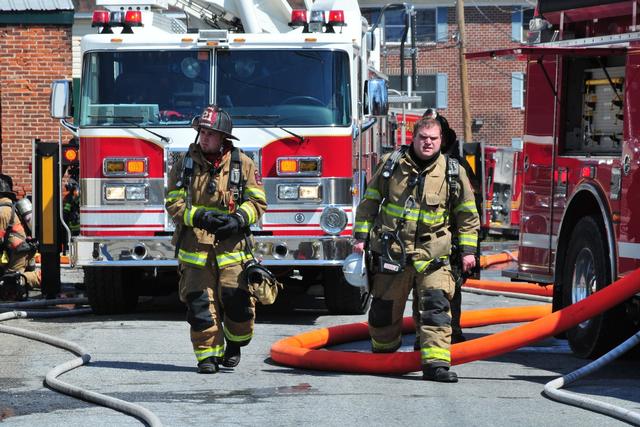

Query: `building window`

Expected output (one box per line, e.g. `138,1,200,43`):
388,74,447,109
362,8,438,43
512,72,524,109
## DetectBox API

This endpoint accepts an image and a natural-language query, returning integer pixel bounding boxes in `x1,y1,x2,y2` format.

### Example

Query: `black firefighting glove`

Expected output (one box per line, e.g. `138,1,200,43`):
0,273,28,301
192,208,227,234
214,214,245,241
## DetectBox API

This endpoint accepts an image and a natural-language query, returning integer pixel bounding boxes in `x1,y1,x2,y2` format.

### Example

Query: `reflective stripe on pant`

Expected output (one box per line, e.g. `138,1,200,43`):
179,259,224,361
368,268,414,353
417,265,455,369
179,258,256,362
219,266,255,346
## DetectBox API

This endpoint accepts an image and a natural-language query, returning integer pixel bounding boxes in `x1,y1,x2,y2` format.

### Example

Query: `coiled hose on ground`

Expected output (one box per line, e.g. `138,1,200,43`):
0,304,163,426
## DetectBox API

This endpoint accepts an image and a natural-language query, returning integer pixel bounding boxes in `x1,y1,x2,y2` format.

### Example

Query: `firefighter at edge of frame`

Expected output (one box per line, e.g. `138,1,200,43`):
414,108,484,345
165,105,267,374
353,117,480,383
0,174,41,302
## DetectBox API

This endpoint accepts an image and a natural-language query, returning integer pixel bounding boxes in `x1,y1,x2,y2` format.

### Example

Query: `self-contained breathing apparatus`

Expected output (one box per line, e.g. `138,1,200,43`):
374,146,460,275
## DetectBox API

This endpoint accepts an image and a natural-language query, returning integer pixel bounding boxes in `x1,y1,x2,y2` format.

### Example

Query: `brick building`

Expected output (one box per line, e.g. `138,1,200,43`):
360,1,533,148
0,0,74,195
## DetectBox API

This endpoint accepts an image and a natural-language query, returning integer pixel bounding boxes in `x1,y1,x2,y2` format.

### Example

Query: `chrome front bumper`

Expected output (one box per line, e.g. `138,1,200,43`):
72,235,353,267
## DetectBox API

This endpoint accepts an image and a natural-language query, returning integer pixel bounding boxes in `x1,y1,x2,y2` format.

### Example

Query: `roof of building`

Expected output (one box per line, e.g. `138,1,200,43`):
0,0,74,11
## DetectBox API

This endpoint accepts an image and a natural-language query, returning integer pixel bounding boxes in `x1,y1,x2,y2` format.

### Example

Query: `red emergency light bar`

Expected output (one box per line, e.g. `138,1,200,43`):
290,9,346,32
290,9,308,27
91,9,143,32
328,10,345,26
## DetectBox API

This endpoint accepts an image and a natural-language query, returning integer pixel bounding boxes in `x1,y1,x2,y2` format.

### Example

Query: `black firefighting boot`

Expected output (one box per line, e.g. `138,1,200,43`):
423,366,458,383
222,342,241,368
197,357,219,374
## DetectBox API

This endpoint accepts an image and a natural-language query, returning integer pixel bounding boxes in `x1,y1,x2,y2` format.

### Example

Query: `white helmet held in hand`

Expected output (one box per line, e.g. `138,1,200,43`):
342,252,368,287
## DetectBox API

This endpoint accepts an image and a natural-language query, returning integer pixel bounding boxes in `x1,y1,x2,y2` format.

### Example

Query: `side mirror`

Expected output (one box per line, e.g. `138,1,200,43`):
366,31,376,51
364,78,389,117
50,80,73,119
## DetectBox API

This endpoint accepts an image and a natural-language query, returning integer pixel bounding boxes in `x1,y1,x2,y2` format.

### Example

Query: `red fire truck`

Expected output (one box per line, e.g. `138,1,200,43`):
468,0,640,357
49,0,402,315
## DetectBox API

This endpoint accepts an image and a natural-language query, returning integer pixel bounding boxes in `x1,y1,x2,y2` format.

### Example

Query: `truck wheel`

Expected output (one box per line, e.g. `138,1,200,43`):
561,216,626,358
85,267,138,314
323,267,371,315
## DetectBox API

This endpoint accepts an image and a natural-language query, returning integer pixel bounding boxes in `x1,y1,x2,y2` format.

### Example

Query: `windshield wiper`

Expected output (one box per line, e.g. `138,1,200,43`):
89,114,170,143
232,114,305,144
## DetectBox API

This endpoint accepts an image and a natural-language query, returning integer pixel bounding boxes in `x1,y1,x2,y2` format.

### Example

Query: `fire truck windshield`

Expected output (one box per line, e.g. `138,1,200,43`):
216,49,351,127
79,50,211,127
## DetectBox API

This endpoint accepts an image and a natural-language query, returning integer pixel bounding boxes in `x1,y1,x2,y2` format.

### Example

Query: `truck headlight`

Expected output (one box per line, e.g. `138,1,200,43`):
126,184,147,201
104,184,148,201
299,185,320,200
319,206,347,235
104,185,126,201
278,185,299,200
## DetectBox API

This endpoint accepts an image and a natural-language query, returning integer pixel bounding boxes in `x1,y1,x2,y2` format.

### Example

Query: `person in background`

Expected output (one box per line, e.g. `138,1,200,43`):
0,174,41,301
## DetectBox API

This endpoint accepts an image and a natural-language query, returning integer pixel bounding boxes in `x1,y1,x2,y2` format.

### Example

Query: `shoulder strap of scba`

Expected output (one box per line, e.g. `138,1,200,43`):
381,146,460,187
228,147,245,202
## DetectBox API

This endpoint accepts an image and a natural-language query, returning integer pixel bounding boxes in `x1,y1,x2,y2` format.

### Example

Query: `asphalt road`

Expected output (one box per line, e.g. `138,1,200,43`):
1,241,639,426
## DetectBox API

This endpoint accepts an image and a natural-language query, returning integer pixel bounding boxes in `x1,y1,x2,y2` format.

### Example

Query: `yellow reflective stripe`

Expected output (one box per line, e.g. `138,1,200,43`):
178,249,208,266
459,233,477,247
454,200,478,214
166,189,186,203
354,220,371,234
418,209,446,226
413,259,431,273
413,256,448,273
224,325,253,343
183,206,198,227
382,202,420,221
194,345,225,361
238,203,257,224
421,346,451,363
245,187,266,202
371,336,402,351
216,251,253,268
364,187,381,201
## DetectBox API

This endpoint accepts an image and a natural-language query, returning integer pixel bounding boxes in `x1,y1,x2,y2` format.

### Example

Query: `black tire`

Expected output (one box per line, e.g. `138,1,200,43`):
561,216,627,358
85,267,138,314
323,267,371,315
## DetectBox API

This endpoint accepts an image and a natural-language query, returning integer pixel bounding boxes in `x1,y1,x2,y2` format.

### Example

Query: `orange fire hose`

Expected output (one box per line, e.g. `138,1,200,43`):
479,251,517,268
464,279,552,297
270,268,640,374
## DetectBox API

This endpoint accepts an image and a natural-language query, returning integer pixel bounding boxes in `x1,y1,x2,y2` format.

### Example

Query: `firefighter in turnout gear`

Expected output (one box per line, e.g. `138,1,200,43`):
354,118,480,382
0,174,41,301
165,105,267,374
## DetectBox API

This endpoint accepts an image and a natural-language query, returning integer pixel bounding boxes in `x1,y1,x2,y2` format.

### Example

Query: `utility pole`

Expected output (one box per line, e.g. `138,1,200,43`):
456,0,473,143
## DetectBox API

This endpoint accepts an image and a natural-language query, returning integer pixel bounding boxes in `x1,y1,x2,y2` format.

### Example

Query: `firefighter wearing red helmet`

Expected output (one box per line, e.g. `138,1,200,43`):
0,174,41,301
165,105,267,374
